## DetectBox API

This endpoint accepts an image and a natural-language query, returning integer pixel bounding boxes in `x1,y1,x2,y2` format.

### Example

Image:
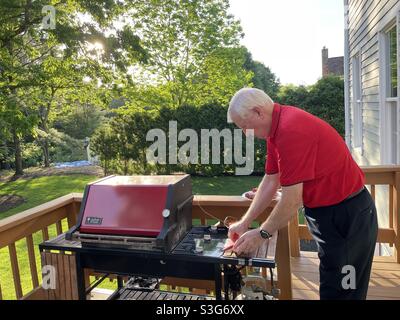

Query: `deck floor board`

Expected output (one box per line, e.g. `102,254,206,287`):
292,252,400,300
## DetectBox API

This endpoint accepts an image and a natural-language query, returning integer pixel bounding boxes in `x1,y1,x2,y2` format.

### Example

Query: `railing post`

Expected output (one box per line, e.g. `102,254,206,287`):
67,202,79,229
289,212,300,257
9,243,23,299
390,185,394,248
26,234,39,288
276,224,293,300
394,172,400,263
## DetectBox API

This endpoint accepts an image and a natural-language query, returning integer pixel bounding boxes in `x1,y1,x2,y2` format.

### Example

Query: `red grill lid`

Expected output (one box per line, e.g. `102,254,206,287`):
79,176,184,237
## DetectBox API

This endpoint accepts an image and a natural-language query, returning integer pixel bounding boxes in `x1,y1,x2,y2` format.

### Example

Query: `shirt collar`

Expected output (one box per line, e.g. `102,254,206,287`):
268,103,282,139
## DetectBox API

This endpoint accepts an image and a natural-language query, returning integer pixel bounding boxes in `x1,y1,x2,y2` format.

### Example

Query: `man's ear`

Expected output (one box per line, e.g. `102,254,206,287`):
252,106,264,119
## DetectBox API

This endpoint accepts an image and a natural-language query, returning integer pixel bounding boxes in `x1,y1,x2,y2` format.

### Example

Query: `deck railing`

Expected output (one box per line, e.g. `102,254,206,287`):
0,165,399,300
289,165,400,263
0,192,291,300
0,194,80,300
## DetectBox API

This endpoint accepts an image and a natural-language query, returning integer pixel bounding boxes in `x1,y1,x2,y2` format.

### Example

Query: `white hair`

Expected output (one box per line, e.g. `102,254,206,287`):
227,88,274,123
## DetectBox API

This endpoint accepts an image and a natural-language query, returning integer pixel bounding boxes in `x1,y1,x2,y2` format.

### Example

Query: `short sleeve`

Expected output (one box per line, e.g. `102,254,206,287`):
265,139,279,175
278,132,318,186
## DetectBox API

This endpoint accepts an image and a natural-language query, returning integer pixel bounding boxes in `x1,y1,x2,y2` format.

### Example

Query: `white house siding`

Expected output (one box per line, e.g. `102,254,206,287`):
346,0,400,255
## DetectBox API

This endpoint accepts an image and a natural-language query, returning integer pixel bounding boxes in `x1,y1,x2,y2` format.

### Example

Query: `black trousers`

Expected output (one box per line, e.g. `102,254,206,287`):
304,188,378,300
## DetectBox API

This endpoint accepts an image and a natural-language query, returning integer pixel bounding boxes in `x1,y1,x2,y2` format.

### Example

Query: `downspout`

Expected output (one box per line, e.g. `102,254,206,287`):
344,0,351,148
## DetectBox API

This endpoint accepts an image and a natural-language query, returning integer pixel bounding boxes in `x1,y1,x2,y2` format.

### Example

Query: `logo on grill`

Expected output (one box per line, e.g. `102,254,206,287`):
85,217,103,225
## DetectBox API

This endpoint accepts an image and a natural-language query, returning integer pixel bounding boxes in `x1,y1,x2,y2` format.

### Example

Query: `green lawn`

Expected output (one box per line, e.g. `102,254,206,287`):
192,175,262,195
0,174,263,220
0,175,99,220
0,173,265,299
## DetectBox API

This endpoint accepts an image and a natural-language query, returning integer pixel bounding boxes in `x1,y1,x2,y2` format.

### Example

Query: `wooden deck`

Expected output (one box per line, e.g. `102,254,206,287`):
292,252,400,300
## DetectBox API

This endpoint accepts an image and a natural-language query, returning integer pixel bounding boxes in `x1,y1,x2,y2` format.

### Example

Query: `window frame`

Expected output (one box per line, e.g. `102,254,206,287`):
379,17,400,165
386,24,398,98
352,52,363,150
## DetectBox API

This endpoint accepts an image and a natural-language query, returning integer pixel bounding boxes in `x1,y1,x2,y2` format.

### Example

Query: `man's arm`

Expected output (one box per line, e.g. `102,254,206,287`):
241,173,280,226
260,183,303,234
233,182,303,255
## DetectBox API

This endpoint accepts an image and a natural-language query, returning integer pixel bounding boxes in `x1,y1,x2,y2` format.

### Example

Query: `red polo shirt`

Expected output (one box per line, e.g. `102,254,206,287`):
265,103,365,208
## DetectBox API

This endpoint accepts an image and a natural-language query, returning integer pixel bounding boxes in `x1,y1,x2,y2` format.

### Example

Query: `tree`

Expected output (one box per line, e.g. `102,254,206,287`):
307,76,345,137
277,76,345,137
126,0,245,107
190,46,253,106
90,124,118,176
30,55,110,167
277,84,309,109
0,100,11,169
0,91,37,175
0,0,147,174
244,48,280,100
54,103,105,140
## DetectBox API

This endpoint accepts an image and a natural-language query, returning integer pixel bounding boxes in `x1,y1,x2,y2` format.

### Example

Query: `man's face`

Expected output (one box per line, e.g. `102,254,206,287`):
230,107,270,140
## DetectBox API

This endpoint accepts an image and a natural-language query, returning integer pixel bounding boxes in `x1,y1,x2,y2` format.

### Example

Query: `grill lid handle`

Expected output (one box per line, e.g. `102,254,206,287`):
162,209,170,218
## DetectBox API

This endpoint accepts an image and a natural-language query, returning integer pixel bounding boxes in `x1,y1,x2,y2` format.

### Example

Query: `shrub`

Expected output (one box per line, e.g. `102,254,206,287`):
90,103,267,176
22,143,42,168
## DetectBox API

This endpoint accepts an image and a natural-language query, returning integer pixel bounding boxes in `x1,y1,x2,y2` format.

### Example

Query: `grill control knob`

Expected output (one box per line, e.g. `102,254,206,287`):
162,209,170,218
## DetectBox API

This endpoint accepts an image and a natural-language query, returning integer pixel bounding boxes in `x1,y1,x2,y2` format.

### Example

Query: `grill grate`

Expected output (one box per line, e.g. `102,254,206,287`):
115,288,214,300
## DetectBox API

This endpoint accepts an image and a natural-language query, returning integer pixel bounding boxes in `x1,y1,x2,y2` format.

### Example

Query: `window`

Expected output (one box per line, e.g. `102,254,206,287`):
352,54,362,149
387,25,398,97
386,25,398,164
380,22,399,164
388,103,398,164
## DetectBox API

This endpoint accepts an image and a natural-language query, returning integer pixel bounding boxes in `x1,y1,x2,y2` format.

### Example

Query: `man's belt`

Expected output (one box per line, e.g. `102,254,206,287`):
345,186,365,201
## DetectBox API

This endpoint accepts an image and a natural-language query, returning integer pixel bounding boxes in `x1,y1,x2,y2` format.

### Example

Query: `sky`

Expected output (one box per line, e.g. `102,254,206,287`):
228,0,345,85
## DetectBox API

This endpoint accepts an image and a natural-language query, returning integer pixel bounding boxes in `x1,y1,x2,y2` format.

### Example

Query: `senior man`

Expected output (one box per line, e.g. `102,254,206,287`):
228,88,378,300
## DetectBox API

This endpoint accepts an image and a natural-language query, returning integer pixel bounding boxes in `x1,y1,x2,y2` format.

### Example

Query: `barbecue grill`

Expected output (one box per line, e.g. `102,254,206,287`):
41,175,278,300
65,175,193,252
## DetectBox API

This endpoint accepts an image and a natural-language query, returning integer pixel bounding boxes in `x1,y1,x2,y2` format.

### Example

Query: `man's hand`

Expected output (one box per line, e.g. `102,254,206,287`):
232,228,264,256
227,219,250,241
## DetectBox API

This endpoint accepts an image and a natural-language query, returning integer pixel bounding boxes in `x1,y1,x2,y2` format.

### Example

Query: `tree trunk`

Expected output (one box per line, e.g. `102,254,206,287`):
0,140,7,170
42,139,50,167
40,104,52,168
142,150,148,173
6,40,23,176
104,160,108,176
124,159,128,175
13,130,23,176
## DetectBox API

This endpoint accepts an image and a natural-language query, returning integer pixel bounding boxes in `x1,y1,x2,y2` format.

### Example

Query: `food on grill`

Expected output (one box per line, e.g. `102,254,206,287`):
243,187,258,199
242,188,282,201
223,238,235,252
